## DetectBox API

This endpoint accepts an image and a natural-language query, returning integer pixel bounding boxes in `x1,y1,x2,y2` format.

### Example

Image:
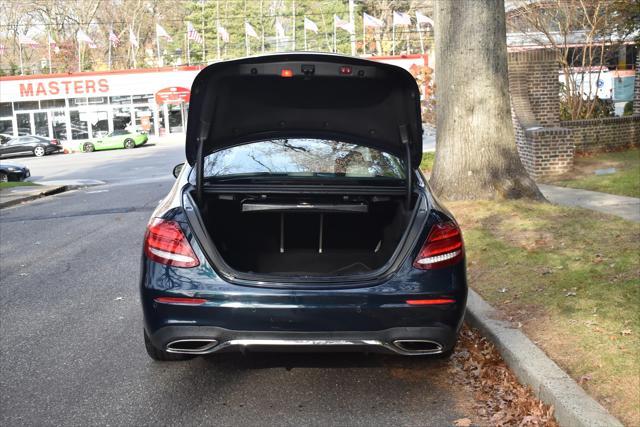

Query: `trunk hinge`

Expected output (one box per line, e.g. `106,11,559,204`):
196,116,212,206
399,124,412,210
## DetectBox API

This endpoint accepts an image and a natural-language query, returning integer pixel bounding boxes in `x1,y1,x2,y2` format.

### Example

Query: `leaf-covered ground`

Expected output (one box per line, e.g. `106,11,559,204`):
447,200,640,426
452,326,558,427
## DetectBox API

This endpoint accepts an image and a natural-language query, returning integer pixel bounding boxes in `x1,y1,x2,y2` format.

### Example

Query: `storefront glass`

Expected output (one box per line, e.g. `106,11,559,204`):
16,113,31,135
134,106,154,135
34,112,49,137
70,110,88,139
41,99,65,109
0,102,13,117
90,110,110,138
0,119,13,135
51,110,67,140
112,106,132,131
168,104,184,133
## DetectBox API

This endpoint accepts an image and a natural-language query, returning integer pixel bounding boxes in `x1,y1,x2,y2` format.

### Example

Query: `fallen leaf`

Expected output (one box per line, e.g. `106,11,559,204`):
453,418,472,427
578,374,592,385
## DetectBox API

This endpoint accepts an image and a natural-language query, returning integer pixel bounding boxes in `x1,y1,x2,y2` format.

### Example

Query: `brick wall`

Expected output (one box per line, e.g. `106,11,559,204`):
564,116,640,153
509,49,560,127
634,55,640,115
508,49,574,178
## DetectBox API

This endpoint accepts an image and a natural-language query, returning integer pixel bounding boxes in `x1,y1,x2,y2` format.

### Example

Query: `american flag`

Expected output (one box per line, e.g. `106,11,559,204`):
109,29,120,47
18,33,39,48
187,22,202,43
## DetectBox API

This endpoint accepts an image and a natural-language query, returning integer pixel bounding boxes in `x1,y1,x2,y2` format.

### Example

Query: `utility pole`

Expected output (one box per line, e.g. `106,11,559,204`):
348,0,355,56
292,0,296,51
201,0,205,62
216,0,220,59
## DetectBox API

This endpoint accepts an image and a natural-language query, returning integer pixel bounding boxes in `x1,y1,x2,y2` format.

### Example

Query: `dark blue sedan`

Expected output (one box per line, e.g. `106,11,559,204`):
140,54,467,361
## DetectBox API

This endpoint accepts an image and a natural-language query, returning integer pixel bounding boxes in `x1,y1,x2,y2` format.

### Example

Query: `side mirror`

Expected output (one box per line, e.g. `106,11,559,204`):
172,163,184,178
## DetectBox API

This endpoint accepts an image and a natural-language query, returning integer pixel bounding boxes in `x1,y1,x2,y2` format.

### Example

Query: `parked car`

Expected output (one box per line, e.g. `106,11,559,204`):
140,54,467,362
81,130,148,152
0,135,62,157
0,134,13,144
0,163,30,182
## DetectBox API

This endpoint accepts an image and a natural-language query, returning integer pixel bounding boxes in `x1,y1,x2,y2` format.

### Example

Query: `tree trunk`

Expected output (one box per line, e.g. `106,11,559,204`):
430,0,544,201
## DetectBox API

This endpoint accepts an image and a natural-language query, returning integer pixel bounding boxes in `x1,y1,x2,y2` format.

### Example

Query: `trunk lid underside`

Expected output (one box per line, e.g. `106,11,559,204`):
185,53,423,166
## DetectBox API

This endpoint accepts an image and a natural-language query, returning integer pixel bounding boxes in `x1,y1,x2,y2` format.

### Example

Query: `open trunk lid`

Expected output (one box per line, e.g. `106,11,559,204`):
185,53,423,166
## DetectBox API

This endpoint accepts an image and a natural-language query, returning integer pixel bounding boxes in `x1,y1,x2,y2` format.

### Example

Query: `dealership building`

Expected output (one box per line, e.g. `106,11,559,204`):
0,66,203,141
0,56,428,143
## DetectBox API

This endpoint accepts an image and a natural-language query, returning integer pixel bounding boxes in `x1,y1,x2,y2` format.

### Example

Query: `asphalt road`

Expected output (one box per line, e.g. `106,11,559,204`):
0,144,482,426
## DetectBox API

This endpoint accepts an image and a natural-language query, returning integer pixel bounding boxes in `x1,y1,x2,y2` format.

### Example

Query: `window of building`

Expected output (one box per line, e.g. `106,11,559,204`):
88,96,108,105
112,106,132,131
69,97,88,107
16,113,31,134
14,101,39,111
110,95,132,104
34,112,49,137
0,119,13,135
52,110,67,141
0,102,13,117
134,106,154,135
132,94,154,104
40,99,66,109
70,110,88,139
89,110,109,138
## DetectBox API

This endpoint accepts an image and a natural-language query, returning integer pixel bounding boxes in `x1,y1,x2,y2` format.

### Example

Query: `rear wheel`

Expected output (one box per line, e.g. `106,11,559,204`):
144,329,192,361
33,146,46,157
124,138,136,149
0,173,8,182
83,142,95,153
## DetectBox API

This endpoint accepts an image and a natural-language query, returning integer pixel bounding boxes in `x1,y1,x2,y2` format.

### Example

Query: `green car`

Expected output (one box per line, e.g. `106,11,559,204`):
81,130,148,152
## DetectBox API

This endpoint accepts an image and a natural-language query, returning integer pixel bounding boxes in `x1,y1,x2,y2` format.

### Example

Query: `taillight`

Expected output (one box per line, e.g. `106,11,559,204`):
280,68,294,78
51,139,58,145
144,219,199,268
413,222,464,269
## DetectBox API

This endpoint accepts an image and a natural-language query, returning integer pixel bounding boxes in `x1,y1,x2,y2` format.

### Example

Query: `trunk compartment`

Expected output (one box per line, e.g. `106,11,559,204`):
198,193,412,277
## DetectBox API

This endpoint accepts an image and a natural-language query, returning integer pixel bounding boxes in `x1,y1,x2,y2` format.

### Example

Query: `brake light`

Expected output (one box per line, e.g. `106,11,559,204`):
144,219,199,268
281,68,294,78
154,297,207,305
413,222,464,269
50,139,58,145
406,299,456,305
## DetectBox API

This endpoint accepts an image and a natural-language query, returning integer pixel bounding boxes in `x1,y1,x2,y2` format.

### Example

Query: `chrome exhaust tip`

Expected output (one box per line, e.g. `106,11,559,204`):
392,339,443,355
166,339,218,354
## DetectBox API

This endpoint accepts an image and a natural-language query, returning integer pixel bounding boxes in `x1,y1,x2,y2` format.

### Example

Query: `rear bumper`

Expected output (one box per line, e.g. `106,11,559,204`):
147,324,459,356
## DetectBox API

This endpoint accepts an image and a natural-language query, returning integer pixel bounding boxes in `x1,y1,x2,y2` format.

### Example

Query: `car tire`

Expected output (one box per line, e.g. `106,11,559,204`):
33,146,46,157
83,142,95,153
124,139,136,149
144,329,193,362
0,173,8,182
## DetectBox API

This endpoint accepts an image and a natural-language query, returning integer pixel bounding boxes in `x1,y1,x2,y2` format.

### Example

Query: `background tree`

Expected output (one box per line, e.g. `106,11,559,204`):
430,0,543,200
507,0,637,120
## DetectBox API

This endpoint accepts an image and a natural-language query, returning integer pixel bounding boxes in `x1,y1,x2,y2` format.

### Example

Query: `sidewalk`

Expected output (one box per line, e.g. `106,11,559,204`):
0,185,68,209
538,183,640,222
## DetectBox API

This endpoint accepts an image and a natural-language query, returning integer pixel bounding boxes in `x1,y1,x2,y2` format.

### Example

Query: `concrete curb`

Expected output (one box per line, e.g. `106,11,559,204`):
465,289,623,427
0,185,70,209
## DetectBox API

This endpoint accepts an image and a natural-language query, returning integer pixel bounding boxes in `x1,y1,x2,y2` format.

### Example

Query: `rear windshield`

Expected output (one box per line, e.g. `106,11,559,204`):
201,139,405,180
